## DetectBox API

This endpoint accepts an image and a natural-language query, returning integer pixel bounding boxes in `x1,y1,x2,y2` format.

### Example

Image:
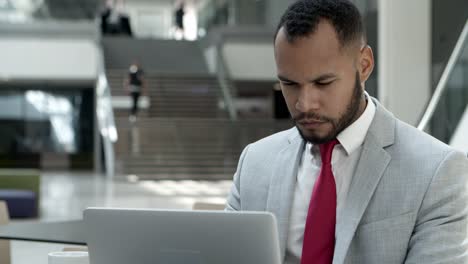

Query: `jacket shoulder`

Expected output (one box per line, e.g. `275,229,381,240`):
393,120,453,157
248,127,298,151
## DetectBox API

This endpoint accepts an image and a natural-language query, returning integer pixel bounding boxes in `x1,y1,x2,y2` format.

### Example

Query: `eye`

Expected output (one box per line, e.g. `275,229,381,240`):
316,81,334,86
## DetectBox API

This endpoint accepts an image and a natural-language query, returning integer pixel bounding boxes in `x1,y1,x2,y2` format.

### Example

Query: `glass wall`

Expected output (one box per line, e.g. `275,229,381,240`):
428,0,468,143
198,0,268,32
198,0,232,32
429,41,468,143
0,86,94,168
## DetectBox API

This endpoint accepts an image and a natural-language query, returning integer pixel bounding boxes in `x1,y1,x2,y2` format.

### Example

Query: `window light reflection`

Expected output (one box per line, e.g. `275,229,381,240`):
25,90,76,152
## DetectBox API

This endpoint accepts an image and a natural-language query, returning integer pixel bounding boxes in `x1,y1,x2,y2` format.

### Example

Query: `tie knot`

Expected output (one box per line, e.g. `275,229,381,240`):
319,139,339,164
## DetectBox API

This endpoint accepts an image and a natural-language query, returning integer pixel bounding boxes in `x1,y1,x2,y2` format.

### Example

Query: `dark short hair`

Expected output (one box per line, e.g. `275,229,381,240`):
274,0,365,49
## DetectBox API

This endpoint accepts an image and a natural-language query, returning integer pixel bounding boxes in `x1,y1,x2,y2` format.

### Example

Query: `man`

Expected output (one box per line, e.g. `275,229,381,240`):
174,2,185,39
175,3,185,31
124,61,146,122
226,0,468,263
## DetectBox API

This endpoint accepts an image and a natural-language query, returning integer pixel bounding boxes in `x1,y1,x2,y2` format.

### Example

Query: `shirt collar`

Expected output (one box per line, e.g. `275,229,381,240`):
336,92,376,155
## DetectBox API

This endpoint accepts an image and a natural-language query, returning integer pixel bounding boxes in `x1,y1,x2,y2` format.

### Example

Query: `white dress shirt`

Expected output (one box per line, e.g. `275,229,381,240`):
285,93,376,261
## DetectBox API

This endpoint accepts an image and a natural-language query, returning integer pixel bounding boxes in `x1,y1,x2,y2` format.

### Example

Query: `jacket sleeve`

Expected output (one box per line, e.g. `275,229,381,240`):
225,144,251,211
405,150,468,263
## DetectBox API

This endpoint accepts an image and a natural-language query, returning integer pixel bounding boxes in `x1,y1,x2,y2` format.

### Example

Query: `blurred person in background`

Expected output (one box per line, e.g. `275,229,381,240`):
124,61,146,122
100,0,132,36
174,1,185,39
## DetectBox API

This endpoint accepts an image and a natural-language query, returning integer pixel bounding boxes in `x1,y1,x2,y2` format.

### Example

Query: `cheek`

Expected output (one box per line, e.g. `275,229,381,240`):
281,89,297,112
322,84,352,117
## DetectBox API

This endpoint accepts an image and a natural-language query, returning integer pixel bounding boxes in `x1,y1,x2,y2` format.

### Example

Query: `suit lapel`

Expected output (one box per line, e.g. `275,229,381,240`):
333,134,391,263
333,100,396,263
266,129,305,260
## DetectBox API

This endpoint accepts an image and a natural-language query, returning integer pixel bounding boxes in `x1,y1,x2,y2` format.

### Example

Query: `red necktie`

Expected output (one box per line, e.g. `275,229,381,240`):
301,139,339,264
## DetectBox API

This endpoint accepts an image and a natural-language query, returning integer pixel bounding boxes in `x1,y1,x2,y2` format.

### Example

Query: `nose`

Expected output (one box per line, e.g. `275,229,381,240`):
295,85,320,113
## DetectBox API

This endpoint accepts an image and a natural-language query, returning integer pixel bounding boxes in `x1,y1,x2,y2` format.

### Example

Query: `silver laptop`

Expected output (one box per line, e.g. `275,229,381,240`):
84,208,282,264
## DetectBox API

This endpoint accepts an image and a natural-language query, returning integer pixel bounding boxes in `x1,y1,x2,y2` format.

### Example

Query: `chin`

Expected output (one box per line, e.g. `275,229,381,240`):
297,127,335,145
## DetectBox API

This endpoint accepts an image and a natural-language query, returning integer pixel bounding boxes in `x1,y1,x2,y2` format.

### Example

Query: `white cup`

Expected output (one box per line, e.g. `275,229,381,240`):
48,251,90,264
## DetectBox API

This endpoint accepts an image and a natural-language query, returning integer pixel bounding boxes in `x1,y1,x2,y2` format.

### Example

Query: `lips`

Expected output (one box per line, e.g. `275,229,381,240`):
298,120,326,129
299,119,325,125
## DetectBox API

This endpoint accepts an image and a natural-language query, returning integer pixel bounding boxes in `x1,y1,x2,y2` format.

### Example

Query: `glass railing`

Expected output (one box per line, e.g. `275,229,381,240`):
95,42,118,179
198,0,231,32
418,19,468,147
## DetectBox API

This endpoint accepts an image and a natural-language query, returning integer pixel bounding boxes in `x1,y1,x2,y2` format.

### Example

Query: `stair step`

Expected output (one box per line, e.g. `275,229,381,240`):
120,173,233,181
122,167,236,174
122,160,239,166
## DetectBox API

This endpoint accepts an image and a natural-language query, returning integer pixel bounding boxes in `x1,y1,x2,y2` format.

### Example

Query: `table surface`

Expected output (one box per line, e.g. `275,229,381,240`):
0,220,86,245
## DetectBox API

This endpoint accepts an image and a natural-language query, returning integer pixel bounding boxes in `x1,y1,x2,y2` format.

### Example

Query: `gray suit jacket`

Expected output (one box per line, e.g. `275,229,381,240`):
226,100,468,263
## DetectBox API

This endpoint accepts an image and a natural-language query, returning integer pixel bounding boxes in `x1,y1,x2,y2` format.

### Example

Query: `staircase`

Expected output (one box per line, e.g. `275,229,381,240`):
103,37,290,180
107,69,225,118
114,117,291,180
102,37,210,75
108,69,240,180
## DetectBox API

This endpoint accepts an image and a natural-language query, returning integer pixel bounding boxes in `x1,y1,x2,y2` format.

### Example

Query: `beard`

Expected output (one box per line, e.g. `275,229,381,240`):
294,71,364,144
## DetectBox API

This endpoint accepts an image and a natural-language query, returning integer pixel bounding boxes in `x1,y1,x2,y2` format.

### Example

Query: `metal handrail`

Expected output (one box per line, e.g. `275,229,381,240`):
216,43,238,121
418,19,468,131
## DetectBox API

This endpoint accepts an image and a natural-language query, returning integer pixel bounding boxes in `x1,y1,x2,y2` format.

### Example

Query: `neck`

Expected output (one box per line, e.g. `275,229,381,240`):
351,94,368,124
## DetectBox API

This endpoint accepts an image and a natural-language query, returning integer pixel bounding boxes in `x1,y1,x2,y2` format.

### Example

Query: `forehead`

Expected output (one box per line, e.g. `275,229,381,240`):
274,20,354,77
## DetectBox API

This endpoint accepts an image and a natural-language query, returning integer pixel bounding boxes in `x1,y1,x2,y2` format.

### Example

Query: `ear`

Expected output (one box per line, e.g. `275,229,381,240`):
358,45,374,85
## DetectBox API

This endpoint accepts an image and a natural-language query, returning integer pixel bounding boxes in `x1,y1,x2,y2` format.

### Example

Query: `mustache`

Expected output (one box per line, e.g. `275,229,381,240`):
293,112,333,123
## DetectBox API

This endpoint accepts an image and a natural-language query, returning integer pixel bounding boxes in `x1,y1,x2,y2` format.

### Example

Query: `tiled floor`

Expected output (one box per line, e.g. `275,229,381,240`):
8,171,232,264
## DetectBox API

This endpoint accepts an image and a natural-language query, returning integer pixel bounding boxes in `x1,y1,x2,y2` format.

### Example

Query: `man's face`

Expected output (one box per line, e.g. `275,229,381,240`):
274,20,369,144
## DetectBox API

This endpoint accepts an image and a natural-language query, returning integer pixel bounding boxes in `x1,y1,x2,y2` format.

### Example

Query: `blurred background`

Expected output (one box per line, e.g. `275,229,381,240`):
0,0,466,262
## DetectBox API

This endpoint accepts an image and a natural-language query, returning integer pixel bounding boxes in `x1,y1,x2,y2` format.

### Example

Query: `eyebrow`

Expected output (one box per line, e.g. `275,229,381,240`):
277,73,337,84
309,73,337,83
277,75,297,83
